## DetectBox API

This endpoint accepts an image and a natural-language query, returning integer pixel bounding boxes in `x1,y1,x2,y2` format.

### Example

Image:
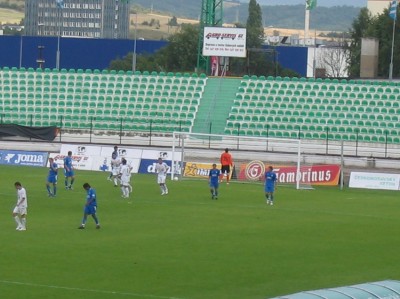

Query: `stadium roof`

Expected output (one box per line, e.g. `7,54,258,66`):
270,280,400,299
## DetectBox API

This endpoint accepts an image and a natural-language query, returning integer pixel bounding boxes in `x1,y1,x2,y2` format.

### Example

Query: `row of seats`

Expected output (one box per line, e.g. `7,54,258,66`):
3,116,192,132
241,80,400,94
0,66,207,78
226,119,399,133
233,103,400,115
223,128,398,143
239,86,400,101
0,76,206,88
243,74,400,87
0,97,200,111
0,67,206,133
225,76,400,143
234,94,400,109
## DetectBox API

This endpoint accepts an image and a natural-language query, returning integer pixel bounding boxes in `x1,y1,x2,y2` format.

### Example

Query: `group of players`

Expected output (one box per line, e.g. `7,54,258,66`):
209,148,277,205
107,146,171,197
11,146,277,231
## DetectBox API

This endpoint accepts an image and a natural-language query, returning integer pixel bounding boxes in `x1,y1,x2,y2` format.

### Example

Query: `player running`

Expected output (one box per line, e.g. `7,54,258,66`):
46,157,58,197
209,163,221,200
264,166,277,205
155,158,170,195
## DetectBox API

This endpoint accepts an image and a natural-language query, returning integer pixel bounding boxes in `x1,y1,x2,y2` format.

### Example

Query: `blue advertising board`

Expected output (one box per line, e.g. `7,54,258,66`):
138,159,183,175
0,150,48,167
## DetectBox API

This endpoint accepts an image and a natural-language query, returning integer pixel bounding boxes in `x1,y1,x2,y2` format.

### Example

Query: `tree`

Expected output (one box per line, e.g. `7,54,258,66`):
317,46,349,78
348,6,400,78
245,0,271,76
371,8,400,78
347,8,372,78
109,24,199,73
168,16,179,27
246,0,264,49
160,24,199,72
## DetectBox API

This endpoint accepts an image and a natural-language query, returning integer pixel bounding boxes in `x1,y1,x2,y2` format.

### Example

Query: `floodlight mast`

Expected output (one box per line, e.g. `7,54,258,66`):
196,0,224,74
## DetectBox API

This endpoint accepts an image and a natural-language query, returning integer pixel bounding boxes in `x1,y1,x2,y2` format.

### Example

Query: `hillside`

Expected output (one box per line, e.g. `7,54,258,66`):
245,0,366,7
132,0,361,31
226,5,361,31
0,0,361,32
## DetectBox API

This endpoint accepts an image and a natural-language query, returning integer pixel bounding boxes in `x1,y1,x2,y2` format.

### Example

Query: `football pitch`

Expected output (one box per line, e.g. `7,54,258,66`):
1,165,400,299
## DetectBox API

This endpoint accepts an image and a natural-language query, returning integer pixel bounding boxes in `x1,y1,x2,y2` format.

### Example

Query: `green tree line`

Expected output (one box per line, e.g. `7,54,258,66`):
110,0,298,77
348,6,400,78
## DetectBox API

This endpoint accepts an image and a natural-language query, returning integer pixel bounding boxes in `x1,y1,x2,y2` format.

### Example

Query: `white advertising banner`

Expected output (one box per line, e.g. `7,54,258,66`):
100,146,142,159
60,144,102,156
141,149,182,161
349,172,400,190
49,153,94,171
56,145,178,173
203,27,247,58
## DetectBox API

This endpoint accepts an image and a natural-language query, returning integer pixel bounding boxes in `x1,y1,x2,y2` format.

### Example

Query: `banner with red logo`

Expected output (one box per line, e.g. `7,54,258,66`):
238,161,340,186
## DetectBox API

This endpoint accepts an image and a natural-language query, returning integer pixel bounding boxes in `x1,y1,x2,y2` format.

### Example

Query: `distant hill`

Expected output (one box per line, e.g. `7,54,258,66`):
226,5,361,31
5,0,361,32
134,0,361,31
241,0,367,7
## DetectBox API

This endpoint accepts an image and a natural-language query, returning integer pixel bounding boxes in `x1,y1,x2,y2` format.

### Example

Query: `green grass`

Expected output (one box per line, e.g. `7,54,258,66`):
1,165,400,299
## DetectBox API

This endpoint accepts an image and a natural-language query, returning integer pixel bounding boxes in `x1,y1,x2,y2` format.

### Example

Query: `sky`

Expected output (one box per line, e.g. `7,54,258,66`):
239,0,367,7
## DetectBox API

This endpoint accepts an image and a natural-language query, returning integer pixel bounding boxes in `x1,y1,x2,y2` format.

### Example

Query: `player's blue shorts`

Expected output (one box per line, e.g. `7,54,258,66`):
209,181,219,188
47,175,57,184
64,169,75,177
84,205,97,215
265,185,275,193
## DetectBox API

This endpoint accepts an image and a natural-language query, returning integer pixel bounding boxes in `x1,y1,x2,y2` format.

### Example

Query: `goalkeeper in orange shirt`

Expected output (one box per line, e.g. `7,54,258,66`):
219,148,233,184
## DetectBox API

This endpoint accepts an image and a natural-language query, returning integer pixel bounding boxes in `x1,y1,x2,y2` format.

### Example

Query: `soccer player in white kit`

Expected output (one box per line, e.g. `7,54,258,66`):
155,158,170,195
119,158,133,198
13,182,28,231
111,155,121,187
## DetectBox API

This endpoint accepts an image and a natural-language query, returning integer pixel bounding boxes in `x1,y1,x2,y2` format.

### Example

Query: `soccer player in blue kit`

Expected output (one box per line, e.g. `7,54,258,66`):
209,163,220,200
264,166,277,205
46,157,58,197
64,151,75,190
78,183,100,229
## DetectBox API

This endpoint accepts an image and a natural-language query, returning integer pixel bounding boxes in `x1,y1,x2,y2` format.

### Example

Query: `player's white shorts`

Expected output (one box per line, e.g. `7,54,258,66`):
120,176,131,186
157,174,167,184
13,206,27,215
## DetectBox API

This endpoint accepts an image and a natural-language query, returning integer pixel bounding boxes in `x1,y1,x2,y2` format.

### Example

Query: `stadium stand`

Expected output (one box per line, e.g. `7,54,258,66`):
0,67,207,133
224,75,400,143
1,66,399,144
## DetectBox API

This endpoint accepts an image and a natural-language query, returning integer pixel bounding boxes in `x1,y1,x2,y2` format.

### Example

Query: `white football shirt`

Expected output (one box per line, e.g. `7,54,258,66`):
155,162,169,176
17,187,28,208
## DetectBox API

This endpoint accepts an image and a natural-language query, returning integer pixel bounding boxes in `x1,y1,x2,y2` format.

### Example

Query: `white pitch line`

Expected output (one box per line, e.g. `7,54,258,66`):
0,280,185,299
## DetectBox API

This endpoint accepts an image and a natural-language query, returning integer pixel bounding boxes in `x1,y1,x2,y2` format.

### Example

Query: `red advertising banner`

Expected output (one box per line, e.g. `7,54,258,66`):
238,161,340,186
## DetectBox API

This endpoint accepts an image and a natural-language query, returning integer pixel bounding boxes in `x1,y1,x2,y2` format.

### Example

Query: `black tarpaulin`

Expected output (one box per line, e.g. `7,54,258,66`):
0,124,57,141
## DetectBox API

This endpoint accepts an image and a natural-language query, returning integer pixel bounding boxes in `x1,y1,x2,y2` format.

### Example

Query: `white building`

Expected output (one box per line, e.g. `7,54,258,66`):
367,0,392,16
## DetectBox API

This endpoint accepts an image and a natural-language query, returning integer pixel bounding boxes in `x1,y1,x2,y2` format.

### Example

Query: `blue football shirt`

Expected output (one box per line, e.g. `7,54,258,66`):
209,169,220,184
64,156,73,170
265,171,277,188
86,188,97,207
48,162,58,178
